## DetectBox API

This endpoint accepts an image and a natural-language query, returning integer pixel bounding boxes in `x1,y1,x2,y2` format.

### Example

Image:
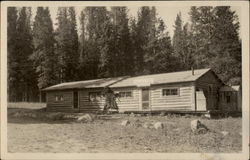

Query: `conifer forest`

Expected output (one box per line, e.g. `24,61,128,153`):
7,6,241,102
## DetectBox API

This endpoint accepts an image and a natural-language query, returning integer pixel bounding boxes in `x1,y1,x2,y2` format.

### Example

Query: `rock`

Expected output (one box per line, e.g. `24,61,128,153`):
121,120,130,126
144,146,151,150
191,119,200,132
135,119,141,123
130,113,135,117
197,128,208,134
184,114,191,118
173,128,181,132
191,119,208,134
154,122,164,129
204,113,211,119
143,123,151,129
77,114,93,122
221,131,229,136
146,113,152,116
160,112,166,116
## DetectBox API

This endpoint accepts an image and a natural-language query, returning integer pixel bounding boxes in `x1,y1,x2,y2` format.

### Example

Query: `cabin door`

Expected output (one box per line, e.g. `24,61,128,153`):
196,89,206,111
73,91,79,109
141,88,150,110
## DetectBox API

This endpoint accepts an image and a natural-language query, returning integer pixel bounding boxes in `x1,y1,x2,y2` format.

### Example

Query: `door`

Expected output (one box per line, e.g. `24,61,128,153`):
196,89,206,111
73,91,79,109
142,88,150,110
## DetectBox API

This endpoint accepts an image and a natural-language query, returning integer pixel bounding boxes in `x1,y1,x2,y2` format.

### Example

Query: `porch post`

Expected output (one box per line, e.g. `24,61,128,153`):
194,84,197,111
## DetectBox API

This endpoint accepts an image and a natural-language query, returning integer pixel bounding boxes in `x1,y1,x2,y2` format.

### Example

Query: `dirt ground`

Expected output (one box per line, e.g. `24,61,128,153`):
7,106,242,153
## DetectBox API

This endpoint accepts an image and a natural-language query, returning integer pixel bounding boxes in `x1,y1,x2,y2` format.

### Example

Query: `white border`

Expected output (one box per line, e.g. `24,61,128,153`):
1,1,249,160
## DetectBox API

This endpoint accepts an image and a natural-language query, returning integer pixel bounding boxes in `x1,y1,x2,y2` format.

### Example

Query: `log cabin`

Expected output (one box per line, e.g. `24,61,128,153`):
42,68,241,113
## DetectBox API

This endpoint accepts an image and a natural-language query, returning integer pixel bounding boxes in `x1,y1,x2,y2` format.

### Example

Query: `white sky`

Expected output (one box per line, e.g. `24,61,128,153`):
31,6,241,38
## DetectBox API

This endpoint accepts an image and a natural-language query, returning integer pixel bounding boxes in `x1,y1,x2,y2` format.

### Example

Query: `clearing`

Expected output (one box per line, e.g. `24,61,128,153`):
7,103,242,153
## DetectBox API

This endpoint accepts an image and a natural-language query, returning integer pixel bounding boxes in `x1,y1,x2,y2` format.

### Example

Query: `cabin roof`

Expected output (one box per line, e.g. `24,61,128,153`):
42,76,127,91
43,68,212,91
110,68,211,88
220,85,241,92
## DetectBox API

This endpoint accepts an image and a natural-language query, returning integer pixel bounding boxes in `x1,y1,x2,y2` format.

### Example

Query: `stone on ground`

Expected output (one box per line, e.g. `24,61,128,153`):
191,119,209,134
160,112,165,116
143,122,153,129
221,131,229,136
204,113,211,119
77,114,93,122
121,120,130,126
130,112,135,117
154,122,164,129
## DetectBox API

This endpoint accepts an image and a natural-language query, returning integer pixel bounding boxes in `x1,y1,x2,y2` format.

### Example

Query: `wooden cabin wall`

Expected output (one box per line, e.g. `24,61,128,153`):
79,88,105,112
113,87,140,112
150,83,195,111
219,91,238,111
79,87,140,112
46,91,73,111
196,71,223,110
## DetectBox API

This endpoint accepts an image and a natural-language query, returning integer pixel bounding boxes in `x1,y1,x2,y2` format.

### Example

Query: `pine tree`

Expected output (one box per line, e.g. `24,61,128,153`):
134,6,154,75
32,7,57,90
15,7,38,101
78,10,87,80
209,6,241,84
83,7,110,79
146,18,175,73
55,7,79,82
130,17,141,75
7,7,18,101
172,12,185,69
68,7,79,80
189,6,215,68
182,22,195,69
110,7,133,76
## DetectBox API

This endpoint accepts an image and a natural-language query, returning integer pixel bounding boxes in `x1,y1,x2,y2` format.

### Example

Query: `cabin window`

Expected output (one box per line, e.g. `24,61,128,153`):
55,95,64,101
119,91,132,98
162,88,179,96
89,92,101,101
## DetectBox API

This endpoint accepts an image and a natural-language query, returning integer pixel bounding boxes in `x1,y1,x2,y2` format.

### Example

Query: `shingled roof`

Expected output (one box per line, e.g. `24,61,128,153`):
43,68,212,91
42,76,127,91
110,68,211,88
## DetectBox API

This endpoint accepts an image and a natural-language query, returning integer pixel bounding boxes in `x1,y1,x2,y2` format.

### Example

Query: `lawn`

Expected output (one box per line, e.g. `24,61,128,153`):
7,103,242,153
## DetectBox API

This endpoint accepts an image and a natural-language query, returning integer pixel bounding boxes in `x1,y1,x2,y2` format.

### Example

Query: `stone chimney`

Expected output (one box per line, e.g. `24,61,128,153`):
191,67,194,75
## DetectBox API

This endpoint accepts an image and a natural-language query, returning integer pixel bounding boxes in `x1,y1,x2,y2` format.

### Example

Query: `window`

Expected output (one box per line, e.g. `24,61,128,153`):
162,88,179,96
55,95,64,101
89,92,101,101
119,91,132,98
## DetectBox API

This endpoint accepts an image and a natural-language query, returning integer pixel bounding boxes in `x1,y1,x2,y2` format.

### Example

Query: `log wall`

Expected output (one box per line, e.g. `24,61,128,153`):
150,83,195,111
46,91,74,112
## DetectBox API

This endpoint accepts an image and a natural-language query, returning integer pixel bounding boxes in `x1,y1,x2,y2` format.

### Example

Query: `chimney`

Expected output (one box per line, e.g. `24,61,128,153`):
191,67,194,75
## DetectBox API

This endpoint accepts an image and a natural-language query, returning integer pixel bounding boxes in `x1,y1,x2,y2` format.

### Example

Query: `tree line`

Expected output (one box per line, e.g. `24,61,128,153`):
7,6,241,102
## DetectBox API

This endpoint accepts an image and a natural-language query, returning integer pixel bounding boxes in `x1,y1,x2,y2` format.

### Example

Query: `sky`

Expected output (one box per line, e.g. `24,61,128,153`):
31,6,241,38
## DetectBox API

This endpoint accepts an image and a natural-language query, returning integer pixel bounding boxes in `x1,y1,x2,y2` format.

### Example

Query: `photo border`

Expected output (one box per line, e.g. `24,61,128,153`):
1,1,249,159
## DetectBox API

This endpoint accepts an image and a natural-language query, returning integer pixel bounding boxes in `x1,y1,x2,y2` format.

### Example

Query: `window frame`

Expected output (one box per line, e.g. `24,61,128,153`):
55,94,64,102
162,88,180,97
119,91,133,98
89,91,102,102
